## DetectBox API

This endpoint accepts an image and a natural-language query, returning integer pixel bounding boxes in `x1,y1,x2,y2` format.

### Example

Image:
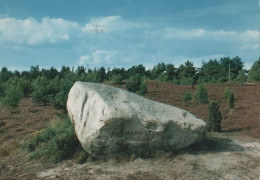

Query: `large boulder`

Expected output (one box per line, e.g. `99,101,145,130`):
67,81,206,155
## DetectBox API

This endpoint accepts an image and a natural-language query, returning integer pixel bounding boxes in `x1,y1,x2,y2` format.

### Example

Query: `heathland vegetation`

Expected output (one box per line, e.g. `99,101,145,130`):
0,56,259,109
0,56,260,164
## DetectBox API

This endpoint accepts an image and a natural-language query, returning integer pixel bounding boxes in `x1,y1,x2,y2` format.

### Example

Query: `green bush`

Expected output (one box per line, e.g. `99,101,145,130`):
248,58,260,81
17,77,32,97
224,89,235,109
49,78,73,112
126,75,142,93
1,82,23,108
138,80,148,95
182,92,192,102
228,93,235,109
0,82,4,98
31,76,50,106
22,116,84,163
126,75,148,95
111,74,124,85
223,88,232,99
178,77,193,85
207,101,222,132
196,84,208,103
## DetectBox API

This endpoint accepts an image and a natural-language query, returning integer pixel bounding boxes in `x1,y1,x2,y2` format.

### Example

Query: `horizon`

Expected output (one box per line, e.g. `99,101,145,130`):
1,55,255,73
0,0,260,71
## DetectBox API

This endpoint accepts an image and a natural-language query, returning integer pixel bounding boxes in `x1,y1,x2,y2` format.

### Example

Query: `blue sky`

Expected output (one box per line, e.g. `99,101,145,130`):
0,0,259,71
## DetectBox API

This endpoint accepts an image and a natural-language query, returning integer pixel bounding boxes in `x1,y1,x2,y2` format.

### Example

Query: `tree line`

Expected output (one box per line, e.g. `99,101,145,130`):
0,56,259,110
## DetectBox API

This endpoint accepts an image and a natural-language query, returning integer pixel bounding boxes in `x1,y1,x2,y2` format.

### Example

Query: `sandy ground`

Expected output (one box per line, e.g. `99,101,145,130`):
36,133,260,180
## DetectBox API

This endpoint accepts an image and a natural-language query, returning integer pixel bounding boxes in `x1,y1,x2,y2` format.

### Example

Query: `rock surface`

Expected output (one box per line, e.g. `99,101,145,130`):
67,81,206,155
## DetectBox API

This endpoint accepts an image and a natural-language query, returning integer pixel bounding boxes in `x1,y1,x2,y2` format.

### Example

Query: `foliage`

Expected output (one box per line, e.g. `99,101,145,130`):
228,93,235,109
196,84,208,103
248,58,260,81
223,89,235,109
0,56,250,110
219,56,244,81
85,67,107,83
48,77,73,112
138,79,148,95
111,74,124,85
17,77,32,97
234,70,247,83
31,76,51,105
207,101,222,132
107,67,127,81
126,75,142,93
0,82,4,98
200,56,244,83
178,76,194,85
22,116,84,163
0,67,13,82
127,64,147,77
126,75,147,95
165,64,177,81
200,59,223,83
150,63,166,79
156,73,168,82
182,92,192,102
178,61,196,79
29,66,40,80
223,88,232,99
1,81,23,108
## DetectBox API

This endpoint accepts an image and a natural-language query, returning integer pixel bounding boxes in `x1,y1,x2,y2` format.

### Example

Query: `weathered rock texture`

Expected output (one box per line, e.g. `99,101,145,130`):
67,81,206,155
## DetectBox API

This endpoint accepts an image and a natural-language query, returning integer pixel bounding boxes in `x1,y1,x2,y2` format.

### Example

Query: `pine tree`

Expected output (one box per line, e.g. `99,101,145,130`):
1,83,23,108
207,101,222,132
196,84,208,103
31,76,50,105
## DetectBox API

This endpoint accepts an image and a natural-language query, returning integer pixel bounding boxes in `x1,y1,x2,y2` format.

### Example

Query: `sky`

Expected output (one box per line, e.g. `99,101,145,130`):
0,0,259,71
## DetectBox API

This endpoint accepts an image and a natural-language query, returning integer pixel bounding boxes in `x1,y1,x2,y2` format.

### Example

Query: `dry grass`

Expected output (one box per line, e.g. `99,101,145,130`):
0,81,259,179
144,81,260,138
0,98,58,179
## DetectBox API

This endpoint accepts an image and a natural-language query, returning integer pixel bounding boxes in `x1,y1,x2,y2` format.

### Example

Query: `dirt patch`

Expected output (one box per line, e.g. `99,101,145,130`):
36,133,260,180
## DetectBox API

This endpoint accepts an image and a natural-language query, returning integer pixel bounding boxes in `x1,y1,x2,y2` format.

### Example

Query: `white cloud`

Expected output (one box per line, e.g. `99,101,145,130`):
162,28,260,46
162,28,238,39
82,16,146,33
0,17,79,45
241,44,260,50
252,44,260,50
163,28,206,39
79,50,119,66
242,30,260,39
79,55,90,65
